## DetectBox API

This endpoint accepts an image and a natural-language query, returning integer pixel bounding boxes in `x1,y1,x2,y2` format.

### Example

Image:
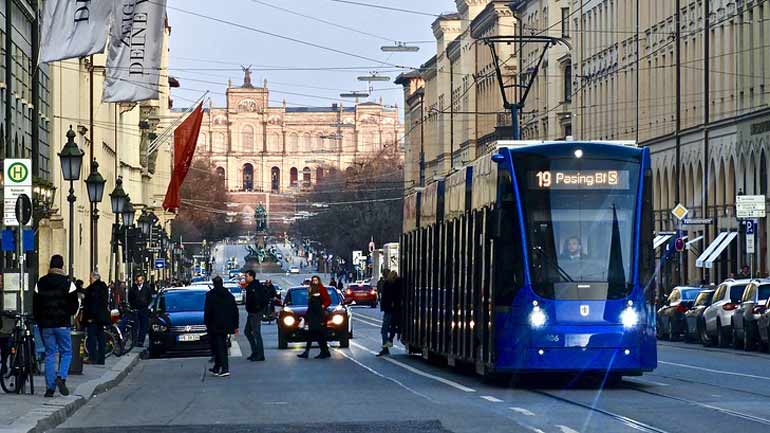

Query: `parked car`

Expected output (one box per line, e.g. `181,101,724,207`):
289,266,300,274
277,286,352,349
656,287,702,340
702,279,751,347
684,289,715,343
731,279,770,350
225,283,244,305
148,287,214,358
755,297,770,351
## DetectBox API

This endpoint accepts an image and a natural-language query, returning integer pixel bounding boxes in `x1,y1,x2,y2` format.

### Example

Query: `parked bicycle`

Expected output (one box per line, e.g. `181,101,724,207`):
115,303,137,355
1,311,37,394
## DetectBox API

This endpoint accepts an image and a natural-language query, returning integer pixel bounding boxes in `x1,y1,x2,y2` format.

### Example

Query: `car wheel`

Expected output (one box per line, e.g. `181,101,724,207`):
278,332,288,350
744,322,755,351
371,302,378,309
717,319,729,348
338,334,350,348
698,318,712,346
732,322,743,350
148,348,162,359
667,320,677,342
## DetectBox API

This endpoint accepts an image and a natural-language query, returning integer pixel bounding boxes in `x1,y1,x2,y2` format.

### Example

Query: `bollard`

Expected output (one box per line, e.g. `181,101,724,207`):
69,331,85,375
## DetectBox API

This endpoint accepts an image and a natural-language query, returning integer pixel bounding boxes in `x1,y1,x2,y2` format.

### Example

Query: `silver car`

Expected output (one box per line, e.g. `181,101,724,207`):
731,279,770,350
701,279,750,347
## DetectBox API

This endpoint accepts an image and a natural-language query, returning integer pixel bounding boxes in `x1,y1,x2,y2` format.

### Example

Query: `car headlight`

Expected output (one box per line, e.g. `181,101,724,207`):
282,315,296,327
151,323,168,332
331,314,345,326
529,307,547,328
620,308,639,329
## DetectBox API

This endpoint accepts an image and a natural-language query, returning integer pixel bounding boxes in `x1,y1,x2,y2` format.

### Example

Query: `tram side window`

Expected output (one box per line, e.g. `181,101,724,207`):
639,169,655,296
494,168,524,306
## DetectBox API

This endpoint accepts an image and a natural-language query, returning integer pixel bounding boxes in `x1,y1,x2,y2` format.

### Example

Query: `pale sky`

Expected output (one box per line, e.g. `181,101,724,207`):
167,0,456,109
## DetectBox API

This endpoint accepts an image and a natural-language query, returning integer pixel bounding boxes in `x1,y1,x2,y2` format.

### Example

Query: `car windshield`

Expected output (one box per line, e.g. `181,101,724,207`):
758,284,770,301
681,289,700,300
515,154,640,300
729,285,747,303
286,288,340,306
693,291,714,306
161,291,206,312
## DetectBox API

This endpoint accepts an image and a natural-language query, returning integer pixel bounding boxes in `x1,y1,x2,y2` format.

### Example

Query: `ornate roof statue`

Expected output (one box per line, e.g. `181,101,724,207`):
241,65,254,88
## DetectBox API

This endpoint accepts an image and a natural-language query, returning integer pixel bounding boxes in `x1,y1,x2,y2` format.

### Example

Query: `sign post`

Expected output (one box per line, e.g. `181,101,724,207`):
671,204,689,286
4,160,32,312
737,195,765,280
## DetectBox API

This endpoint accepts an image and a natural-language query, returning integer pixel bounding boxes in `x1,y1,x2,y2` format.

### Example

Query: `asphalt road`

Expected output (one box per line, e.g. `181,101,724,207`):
54,273,770,433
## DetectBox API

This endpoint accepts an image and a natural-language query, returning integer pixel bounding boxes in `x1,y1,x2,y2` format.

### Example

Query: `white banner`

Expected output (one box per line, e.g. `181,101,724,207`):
40,0,113,63
103,0,167,102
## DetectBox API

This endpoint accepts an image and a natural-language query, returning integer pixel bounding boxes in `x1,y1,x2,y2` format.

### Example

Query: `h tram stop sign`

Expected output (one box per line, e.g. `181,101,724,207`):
3,159,33,227
671,204,689,221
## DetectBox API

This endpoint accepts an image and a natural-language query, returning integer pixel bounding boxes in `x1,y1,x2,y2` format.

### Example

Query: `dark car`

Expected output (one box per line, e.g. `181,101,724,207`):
732,280,770,350
684,289,715,343
656,287,702,340
755,297,770,351
277,286,352,349
148,287,214,358
343,282,378,308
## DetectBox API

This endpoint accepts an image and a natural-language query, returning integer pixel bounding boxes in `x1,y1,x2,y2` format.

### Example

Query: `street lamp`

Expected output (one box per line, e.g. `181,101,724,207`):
138,211,152,236
109,177,128,283
122,199,135,281
58,126,85,278
85,160,106,272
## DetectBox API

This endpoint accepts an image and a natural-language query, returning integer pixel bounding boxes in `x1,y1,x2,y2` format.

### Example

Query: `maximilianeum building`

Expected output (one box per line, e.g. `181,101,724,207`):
194,71,403,195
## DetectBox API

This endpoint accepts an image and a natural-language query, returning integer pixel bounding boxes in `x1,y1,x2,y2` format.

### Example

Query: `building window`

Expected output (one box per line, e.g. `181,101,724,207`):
563,64,572,102
290,167,298,187
242,163,254,191
561,8,570,37
302,167,312,187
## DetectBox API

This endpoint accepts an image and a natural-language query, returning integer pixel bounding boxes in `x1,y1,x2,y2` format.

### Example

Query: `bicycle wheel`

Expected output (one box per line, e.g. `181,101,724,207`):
104,329,116,359
122,325,135,353
1,346,27,394
25,337,35,395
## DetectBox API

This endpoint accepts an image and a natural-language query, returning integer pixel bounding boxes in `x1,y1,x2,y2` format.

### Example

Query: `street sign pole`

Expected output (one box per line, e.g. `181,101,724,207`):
671,204,689,286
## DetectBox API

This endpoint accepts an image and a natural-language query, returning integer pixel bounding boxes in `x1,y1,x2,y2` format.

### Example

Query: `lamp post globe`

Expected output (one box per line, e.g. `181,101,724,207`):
109,177,128,215
58,127,85,181
138,211,152,236
86,160,107,204
122,200,136,227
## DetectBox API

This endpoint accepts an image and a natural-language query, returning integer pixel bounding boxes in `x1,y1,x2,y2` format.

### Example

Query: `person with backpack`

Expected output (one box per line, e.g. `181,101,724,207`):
243,270,267,361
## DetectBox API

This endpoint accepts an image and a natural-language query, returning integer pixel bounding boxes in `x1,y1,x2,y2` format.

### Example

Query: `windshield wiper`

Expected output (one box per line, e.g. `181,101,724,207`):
532,247,575,283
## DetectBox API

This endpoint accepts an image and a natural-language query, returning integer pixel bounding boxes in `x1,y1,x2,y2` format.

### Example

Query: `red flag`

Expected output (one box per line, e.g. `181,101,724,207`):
163,103,204,211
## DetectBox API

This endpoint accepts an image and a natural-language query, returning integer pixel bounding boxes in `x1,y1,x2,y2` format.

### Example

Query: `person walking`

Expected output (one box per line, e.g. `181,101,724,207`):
83,272,110,365
243,270,267,361
33,255,79,397
377,270,403,357
128,274,152,348
204,276,239,377
297,275,332,359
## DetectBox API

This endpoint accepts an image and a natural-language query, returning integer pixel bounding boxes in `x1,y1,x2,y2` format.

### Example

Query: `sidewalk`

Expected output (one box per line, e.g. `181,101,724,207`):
0,351,140,433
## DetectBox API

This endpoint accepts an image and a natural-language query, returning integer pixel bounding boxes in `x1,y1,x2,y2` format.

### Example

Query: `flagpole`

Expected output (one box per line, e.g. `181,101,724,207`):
147,91,209,155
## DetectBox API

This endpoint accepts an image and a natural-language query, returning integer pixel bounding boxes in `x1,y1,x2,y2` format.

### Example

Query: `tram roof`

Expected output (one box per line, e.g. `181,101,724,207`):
494,140,638,148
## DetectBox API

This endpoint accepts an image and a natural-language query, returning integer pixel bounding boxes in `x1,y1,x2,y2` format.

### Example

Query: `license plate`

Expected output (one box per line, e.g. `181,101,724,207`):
178,333,202,342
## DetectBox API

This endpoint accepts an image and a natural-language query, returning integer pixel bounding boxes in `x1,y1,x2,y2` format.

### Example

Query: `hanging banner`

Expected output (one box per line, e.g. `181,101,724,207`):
103,0,167,102
163,103,204,211
40,0,114,63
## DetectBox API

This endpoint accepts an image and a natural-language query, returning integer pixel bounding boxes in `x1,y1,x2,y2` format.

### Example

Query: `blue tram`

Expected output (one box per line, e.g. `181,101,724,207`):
400,141,657,377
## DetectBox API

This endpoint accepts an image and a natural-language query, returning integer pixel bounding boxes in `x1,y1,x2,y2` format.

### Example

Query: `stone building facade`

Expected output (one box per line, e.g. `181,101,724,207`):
195,73,403,194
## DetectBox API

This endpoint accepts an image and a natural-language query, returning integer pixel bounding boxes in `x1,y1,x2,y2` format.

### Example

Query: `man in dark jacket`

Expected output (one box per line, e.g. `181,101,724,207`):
243,270,267,361
83,272,110,365
377,271,403,357
205,276,239,377
33,255,79,397
128,274,152,347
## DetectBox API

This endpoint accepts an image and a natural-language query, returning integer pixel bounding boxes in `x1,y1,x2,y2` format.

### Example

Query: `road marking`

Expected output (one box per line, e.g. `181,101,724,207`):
625,377,670,387
527,428,546,433
334,348,436,402
352,315,385,328
481,395,503,403
556,426,580,433
229,341,242,358
660,360,770,381
509,407,536,416
349,341,476,393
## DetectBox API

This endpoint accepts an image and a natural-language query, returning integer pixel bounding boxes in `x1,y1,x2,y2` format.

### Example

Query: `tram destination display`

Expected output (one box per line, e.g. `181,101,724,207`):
530,170,630,190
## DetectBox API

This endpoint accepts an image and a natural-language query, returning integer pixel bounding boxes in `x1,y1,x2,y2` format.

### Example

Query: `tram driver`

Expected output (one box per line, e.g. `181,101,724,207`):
560,236,585,261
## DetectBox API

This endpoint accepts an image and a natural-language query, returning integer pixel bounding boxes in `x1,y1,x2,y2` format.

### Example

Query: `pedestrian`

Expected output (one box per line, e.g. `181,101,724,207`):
128,274,152,348
376,270,388,297
263,280,278,321
297,275,331,359
329,278,338,291
243,270,267,361
33,255,79,397
83,272,110,365
738,265,751,279
205,276,239,377
377,270,402,356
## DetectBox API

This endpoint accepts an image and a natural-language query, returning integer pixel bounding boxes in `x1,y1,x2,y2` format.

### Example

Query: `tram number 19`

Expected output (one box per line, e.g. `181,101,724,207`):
536,171,552,188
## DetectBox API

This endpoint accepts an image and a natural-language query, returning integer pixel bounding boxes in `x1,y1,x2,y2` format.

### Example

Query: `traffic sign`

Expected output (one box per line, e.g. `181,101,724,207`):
736,195,766,218
3,159,32,227
14,194,32,227
682,218,712,226
671,204,689,221
675,238,685,252
154,258,167,269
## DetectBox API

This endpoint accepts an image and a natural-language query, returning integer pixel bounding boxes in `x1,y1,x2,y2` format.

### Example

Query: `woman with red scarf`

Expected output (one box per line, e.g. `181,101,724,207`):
297,275,332,359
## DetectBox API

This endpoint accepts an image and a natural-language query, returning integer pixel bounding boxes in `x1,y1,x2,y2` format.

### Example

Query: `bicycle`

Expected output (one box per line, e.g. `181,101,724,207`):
115,303,137,355
1,311,37,394
82,325,117,362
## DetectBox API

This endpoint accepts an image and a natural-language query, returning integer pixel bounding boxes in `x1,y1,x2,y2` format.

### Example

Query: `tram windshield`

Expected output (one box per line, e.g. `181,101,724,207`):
515,154,641,300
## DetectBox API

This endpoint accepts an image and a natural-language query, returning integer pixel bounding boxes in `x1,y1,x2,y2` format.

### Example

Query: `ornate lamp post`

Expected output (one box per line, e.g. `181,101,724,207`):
122,199,136,281
109,177,128,283
85,160,106,272
58,127,85,279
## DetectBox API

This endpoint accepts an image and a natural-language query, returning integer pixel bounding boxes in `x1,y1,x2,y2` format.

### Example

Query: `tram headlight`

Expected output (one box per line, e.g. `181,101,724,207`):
620,308,639,329
529,307,547,329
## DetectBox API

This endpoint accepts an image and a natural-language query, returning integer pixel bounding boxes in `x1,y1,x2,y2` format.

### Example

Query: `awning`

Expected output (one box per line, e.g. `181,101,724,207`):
703,232,738,269
654,234,674,249
695,232,730,267
685,235,704,249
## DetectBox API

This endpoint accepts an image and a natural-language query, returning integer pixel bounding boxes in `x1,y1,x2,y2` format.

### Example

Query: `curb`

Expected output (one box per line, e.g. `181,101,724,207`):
0,352,140,433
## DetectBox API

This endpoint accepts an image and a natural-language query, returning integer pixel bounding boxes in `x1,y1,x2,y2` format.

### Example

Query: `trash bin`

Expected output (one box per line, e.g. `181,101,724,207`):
69,331,85,375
